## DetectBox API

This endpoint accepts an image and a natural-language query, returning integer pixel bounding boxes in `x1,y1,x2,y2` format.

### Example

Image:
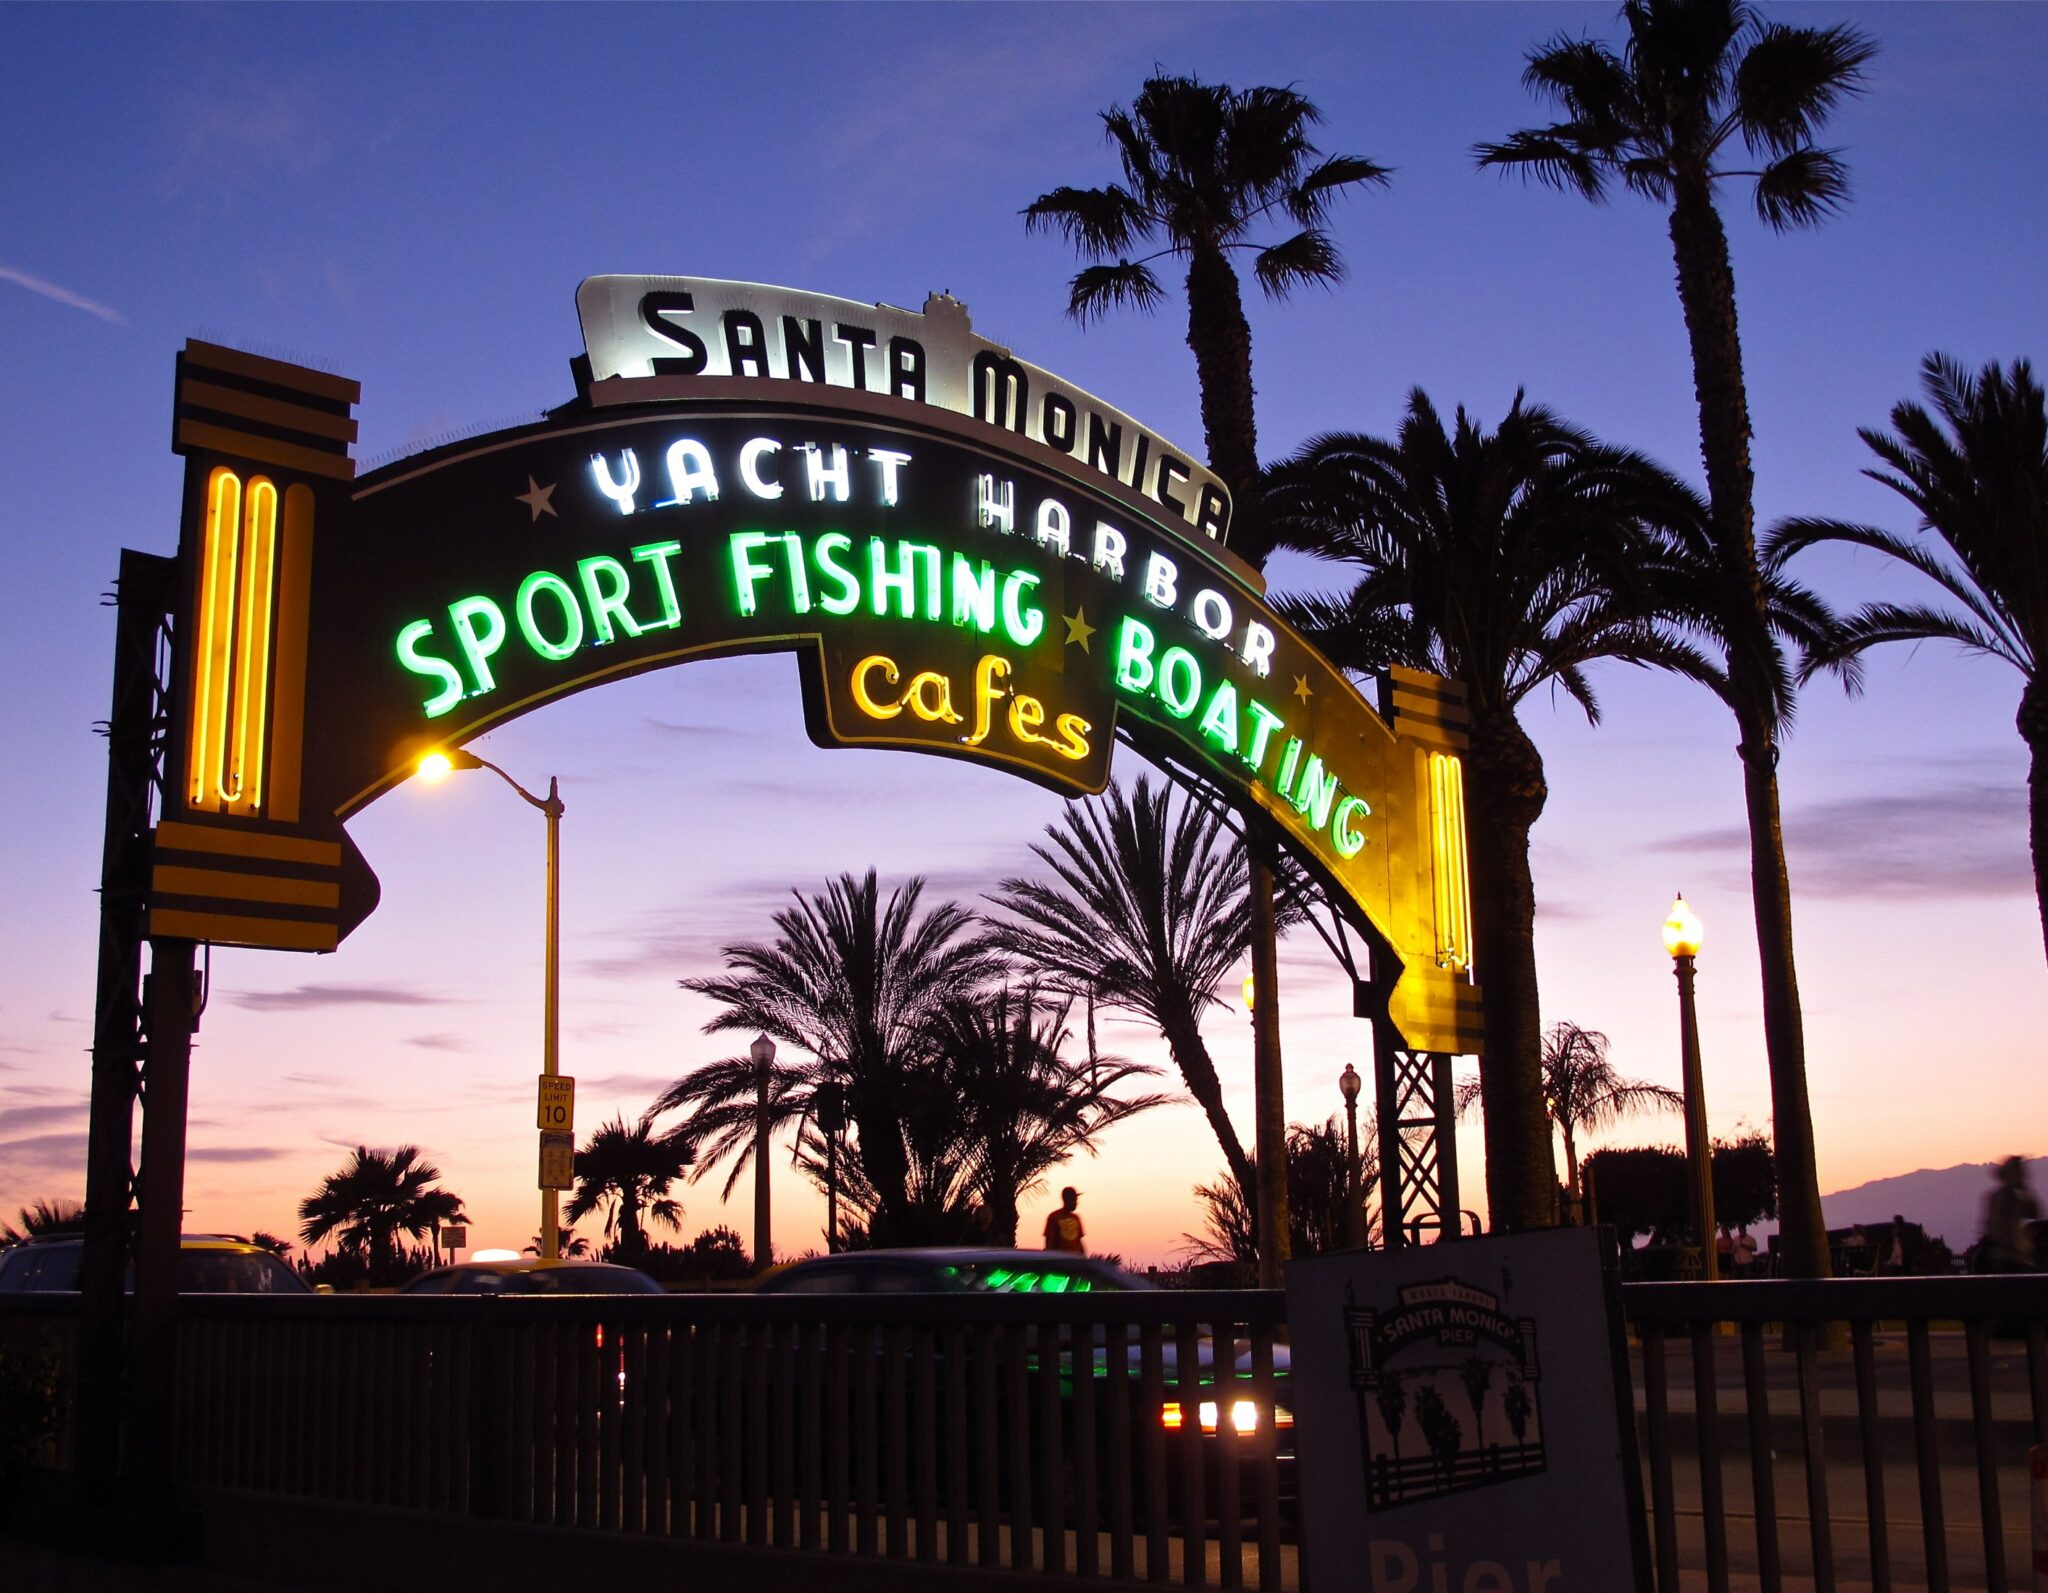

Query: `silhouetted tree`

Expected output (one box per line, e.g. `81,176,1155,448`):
1478,0,1876,1281
1770,354,2048,958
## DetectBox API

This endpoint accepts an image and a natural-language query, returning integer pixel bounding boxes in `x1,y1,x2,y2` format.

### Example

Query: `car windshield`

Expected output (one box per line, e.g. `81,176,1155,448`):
0,1243,307,1293
177,1251,308,1293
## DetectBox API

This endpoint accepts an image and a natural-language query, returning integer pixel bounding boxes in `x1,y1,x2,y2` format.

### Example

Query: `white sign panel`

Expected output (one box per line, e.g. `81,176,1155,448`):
1286,1227,1649,1591
575,275,1233,544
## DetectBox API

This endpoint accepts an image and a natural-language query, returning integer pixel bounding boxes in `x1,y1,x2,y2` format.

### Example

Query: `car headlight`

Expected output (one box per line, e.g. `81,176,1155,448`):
1160,1399,1289,1435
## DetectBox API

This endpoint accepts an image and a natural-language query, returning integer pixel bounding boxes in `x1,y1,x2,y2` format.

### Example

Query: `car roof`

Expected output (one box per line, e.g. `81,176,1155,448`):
400,1260,664,1294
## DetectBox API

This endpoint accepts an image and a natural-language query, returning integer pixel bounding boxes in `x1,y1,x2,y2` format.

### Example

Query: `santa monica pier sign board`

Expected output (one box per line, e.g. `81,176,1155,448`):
149,276,1481,1054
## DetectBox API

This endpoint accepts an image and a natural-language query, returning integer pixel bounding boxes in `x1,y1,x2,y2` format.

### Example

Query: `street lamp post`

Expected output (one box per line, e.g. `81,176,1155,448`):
751,1033,776,1274
1662,894,1718,1282
419,748,565,1259
1339,1063,1364,1248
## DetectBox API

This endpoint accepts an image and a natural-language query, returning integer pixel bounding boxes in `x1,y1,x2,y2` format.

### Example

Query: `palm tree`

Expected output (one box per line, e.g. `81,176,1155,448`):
1026,75,1389,1278
1476,0,1875,1279
1264,391,1710,1231
1023,74,1388,559
566,1115,690,1260
296,1146,464,1284
986,777,1263,1198
653,870,1001,1240
1457,1023,1684,1222
1180,1114,1381,1264
1,1198,85,1244
1769,355,2048,958
923,984,1170,1244
247,1231,293,1262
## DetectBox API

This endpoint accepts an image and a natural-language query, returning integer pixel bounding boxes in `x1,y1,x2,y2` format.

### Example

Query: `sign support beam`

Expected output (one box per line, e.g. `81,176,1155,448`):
78,550,177,1487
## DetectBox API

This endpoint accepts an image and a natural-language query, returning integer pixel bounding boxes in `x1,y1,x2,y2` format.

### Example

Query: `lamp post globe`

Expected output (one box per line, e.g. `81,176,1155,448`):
1664,894,1717,1282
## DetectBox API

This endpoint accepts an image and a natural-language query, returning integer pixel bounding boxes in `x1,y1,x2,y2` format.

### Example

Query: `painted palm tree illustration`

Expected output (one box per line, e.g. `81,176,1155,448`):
1477,0,1876,1280
1460,1355,1494,1446
1770,355,2048,959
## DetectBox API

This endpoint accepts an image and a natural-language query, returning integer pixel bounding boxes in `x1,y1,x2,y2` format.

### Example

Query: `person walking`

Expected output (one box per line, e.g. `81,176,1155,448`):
1977,1157,2042,1272
1043,1187,1086,1255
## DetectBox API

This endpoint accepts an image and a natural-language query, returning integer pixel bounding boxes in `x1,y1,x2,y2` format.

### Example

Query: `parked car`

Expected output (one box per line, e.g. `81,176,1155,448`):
0,1233,309,1294
754,1248,1293,1515
399,1258,663,1295
753,1247,1155,1297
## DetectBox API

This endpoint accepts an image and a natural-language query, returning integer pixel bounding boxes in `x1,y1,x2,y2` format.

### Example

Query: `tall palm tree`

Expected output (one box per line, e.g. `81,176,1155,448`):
1769,355,2048,957
923,984,1170,1244
1264,390,1710,1231
985,777,1263,1199
566,1115,690,1259
296,1146,464,1283
1476,0,1875,1279
1456,1022,1684,1221
653,870,1001,1240
1026,75,1389,1277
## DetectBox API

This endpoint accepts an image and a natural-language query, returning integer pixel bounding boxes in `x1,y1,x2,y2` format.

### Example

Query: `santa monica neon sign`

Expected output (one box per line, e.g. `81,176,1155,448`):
149,277,1480,1052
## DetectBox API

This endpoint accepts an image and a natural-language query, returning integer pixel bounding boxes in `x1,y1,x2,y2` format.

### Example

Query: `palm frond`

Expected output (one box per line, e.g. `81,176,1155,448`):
1733,21,1877,156
1473,129,1610,201
1750,146,1850,229
1021,184,1150,257
1251,229,1343,297
1068,262,1166,324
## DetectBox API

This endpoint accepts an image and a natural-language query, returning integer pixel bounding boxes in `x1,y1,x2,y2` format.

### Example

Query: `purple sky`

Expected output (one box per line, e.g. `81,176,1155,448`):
3,3,2043,1265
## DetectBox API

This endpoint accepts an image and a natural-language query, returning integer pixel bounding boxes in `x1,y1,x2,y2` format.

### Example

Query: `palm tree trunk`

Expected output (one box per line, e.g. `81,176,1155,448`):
1735,703,1830,1281
2022,679,2048,961
1463,710,1554,1231
1667,176,1830,1283
1182,243,1262,535
1249,838,1290,1282
1162,1011,1256,1200
1561,1131,1580,1225
1181,238,1285,1270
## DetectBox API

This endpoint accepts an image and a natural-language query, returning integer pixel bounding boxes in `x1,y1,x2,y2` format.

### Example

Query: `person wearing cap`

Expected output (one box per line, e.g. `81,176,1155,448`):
1044,1187,1086,1254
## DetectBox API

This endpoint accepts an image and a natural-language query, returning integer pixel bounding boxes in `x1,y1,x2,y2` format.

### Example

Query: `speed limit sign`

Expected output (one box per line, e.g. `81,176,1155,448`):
537,1074,575,1132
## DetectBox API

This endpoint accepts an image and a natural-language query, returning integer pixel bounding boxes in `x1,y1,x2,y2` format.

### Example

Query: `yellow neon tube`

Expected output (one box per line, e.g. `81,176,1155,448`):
188,468,243,808
1429,751,1473,971
223,477,278,810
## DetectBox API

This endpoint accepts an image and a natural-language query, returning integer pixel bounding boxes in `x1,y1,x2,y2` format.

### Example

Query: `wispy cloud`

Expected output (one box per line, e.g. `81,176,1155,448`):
798,8,1194,266
188,1146,288,1165
227,984,462,1013
0,1103,88,1136
1653,768,2027,900
0,262,124,325
405,1032,475,1053
158,83,335,204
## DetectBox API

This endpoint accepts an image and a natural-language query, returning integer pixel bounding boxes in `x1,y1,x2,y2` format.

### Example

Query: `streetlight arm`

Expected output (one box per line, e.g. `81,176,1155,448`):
448,750,562,817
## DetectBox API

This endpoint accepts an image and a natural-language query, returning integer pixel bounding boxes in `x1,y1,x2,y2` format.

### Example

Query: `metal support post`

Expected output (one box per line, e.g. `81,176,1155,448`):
78,550,176,1485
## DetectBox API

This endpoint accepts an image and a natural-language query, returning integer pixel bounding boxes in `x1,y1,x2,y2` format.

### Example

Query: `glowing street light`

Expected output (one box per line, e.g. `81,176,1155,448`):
1662,894,1717,1282
419,747,567,1259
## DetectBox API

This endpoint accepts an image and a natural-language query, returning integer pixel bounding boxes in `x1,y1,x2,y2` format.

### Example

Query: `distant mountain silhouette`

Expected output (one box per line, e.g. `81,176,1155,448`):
1821,1157,2044,1249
